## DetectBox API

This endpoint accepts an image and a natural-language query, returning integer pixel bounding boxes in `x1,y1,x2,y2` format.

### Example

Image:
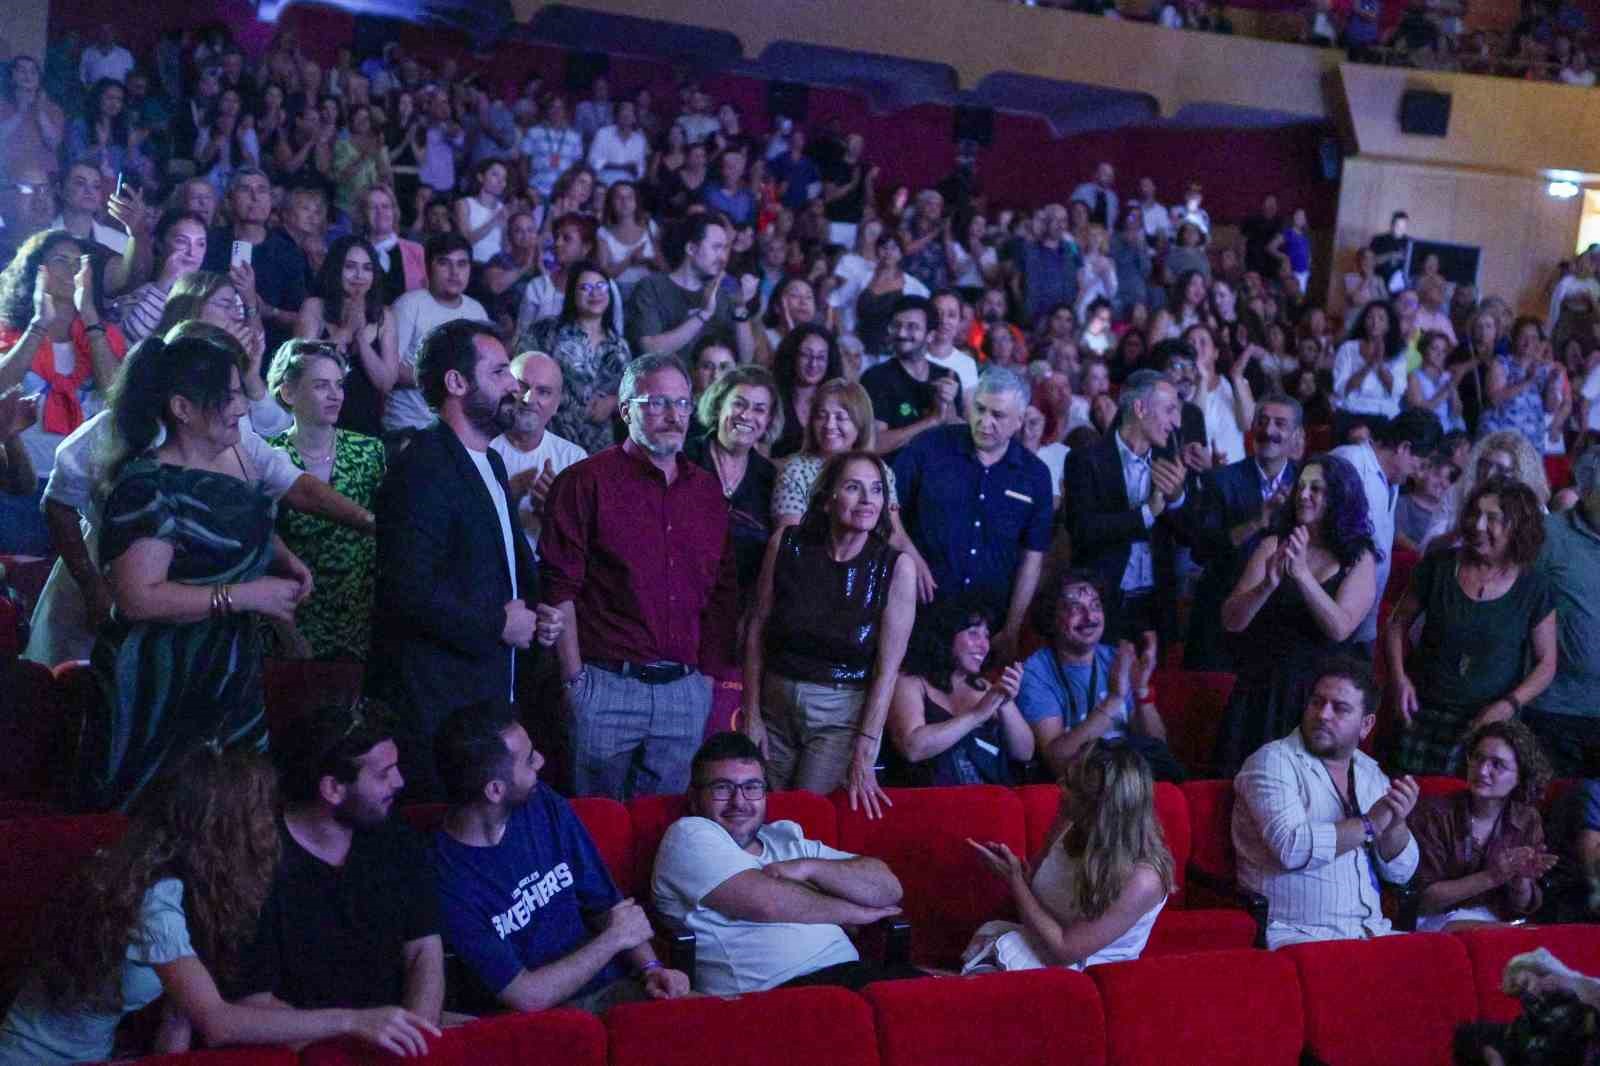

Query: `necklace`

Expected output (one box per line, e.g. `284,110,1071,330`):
295,433,335,465
710,442,744,498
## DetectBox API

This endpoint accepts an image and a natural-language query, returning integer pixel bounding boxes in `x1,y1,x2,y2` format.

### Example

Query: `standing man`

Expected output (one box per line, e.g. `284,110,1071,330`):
1060,369,1189,647
368,319,563,798
626,215,757,363
1232,658,1420,948
926,289,981,398
891,367,1053,660
1070,162,1119,231
200,167,309,355
386,233,490,435
540,353,739,800
860,295,962,456
490,351,587,557
1526,462,1600,777
1017,204,1081,328
1369,211,1413,293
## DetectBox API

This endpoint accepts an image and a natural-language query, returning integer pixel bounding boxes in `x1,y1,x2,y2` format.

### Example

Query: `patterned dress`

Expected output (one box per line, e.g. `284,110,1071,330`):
76,458,276,812
1479,354,1555,453
518,318,632,455
268,429,385,661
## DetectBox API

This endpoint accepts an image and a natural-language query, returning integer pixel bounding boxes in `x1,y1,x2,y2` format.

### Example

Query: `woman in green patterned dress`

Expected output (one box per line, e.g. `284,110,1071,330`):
75,324,314,812
265,340,384,661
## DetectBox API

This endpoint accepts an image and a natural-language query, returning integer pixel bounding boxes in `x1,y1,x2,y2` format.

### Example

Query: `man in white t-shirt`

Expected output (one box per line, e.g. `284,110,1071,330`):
387,233,489,433
926,290,980,402
79,25,136,86
652,733,911,995
490,352,586,556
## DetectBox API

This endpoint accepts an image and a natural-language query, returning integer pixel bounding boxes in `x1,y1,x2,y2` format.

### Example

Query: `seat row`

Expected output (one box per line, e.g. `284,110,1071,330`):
86,923,1600,1066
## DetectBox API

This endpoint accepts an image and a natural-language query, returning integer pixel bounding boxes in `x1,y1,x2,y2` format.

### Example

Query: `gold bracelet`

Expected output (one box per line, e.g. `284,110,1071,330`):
222,584,234,615
210,584,223,618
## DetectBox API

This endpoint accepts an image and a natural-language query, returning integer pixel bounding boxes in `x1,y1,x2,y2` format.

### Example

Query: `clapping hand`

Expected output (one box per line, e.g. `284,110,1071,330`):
1280,524,1311,582
0,385,38,442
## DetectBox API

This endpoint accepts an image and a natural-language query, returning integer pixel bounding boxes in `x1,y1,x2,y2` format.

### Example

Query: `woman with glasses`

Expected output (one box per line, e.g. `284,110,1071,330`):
522,258,632,454
264,341,384,662
743,450,916,817
683,365,781,598
769,323,841,458
153,270,283,437
1418,430,1550,552
963,740,1173,972
293,235,399,439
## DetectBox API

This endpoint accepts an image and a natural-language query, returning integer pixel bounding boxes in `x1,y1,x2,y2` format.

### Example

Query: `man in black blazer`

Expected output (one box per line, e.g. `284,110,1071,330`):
1060,369,1188,648
1182,394,1303,671
368,318,563,798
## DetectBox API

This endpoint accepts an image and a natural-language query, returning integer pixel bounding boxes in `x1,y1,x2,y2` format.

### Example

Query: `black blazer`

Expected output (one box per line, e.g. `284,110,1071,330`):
367,421,539,789
1060,431,1183,641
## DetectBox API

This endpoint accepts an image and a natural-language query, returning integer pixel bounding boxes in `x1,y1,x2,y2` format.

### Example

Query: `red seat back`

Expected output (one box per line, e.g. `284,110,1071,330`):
399,803,447,834
607,986,879,1066
1178,779,1237,885
1092,949,1304,1066
1151,670,1236,778
1020,783,1190,906
1416,775,1469,802
1545,453,1574,491
1285,932,1475,1066
834,785,1026,967
626,789,837,899
301,1008,605,1066
1456,925,1600,1023
570,796,632,892
865,969,1106,1066
0,659,61,802
1385,545,1422,604
90,1051,299,1065
0,814,130,991
262,658,366,740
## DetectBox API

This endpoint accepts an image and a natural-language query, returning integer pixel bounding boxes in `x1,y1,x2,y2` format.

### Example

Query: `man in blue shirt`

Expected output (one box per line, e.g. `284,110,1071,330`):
771,127,820,213
1018,204,1080,326
700,145,755,228
892,366,1053,662
429,701,691,1013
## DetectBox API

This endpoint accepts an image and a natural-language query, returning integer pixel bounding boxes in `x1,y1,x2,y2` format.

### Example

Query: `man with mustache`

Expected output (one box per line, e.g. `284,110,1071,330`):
369,319,563,799
1183,394,1303,672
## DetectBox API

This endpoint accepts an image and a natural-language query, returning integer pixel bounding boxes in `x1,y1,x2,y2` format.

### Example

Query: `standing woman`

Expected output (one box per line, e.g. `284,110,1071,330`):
597,180,664,298
293,235,399,438
1453,309,1507,438
1215,454,1379,775
331,104,392,221
355,183,425,302
762,276,823,356
523,259,631,454
1480,316,1566,454
1386,478,1558,777
74,324,314,812
856,233,927,358
769,323,842,459
742,450,916,815
266,342,384,662
0,747,438,1062
1331,299,1407,439
454,158,509,265
0,55,64,182
385,91,423,227
684,365,781,598
1406,329,1468,434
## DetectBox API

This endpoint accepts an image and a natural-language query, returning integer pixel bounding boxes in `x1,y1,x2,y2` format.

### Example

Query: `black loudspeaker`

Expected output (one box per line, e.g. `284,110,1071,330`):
767,81,810,122
1398,90,1451,137
953,105,994,147
564,51,610,93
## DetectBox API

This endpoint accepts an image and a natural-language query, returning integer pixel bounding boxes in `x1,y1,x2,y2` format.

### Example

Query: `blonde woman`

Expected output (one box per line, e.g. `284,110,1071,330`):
964,739,1173,971
1419,429,1550,551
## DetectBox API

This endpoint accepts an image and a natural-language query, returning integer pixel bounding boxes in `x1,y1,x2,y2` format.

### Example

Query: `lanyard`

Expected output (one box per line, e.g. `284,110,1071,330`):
1325,759,1382,899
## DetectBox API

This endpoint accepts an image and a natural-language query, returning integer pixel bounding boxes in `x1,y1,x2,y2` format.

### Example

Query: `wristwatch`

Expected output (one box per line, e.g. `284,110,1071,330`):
1360,813,1376,846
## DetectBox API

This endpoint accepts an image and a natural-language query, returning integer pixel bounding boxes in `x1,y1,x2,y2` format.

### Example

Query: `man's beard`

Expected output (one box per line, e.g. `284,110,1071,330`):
465,384,515,436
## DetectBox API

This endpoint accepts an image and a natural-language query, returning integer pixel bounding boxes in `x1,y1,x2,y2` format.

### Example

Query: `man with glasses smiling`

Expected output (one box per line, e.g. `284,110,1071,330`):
652,732,909,994
540,353,739,800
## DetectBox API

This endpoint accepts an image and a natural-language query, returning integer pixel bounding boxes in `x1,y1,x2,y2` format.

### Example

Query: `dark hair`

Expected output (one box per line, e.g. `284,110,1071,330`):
1030,566,1106,640
690,732,766,786
434,700,521,805
316,234,385,327
273,699,398,805
689,330,737,369
1346,300,1403,360
1150,337,1198,372
423,231,472,266
667,213,728,268
1457,476,1546,568
1272,452,1382,567
890,294,933,330
763,276,816,330
415,318,502,409
109,327,243,476
773,322,843,393
552,212,599,250
981,322,1019,363
0,229,80,330
602,180,643,226
799,449,895,541
907,593,1000,694
1256,391,1304,430
152,209,208,266
1372,406,1443,455
1310,654,1381,717
1463,718,1552,808
557,258,612,328
82,78,129,146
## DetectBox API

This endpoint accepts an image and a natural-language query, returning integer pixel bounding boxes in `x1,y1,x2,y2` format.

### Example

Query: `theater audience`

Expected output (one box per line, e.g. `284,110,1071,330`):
1526,462,1600,776
1232,658,1421,948
1332,300,1408,439
431,700,689,1012
1386,478,1557,776
1482,316,1566,453
355,184,425,302
75,324,312,812
963,740,1172,972
652,732,910,993
1408,720,1556,931
1421,429,1549,551
626,214,757,363
199,168,308,353
0,746,439,1063
113,209,209,345
769,323,842,458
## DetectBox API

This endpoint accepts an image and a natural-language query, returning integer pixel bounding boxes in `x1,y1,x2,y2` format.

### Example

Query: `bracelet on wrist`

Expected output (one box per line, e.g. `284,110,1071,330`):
83,321,106,334
638,960,663,975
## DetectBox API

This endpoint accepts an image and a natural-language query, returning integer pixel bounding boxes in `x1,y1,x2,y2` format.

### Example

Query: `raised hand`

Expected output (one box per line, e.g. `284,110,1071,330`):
73,256,99,325
31,272,58,331
967,838,1028,884
992,662,1026,703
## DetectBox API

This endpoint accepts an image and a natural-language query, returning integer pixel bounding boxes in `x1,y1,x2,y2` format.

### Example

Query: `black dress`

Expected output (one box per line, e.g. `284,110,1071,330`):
682,436,775,598
886,683,1014,787
320,315,388,438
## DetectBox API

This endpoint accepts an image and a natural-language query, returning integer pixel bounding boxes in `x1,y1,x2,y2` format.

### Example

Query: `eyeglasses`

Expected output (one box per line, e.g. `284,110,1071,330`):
698,779,768,802
630,395,692,414
577,281,608,295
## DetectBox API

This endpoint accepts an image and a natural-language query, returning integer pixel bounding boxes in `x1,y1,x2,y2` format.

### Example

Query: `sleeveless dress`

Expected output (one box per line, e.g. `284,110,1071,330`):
319,315,388,438
1213,559,1358,776
886,684,1014,787
75,457,275,812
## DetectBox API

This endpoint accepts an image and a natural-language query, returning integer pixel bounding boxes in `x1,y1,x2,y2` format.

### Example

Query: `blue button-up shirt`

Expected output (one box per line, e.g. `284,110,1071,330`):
892,424,1054,605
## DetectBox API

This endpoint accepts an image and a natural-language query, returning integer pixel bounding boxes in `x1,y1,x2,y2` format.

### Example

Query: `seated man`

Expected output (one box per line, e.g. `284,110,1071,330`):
430,700,689,1013
1017,569,1182,782
652,733,912,994
1232,657,1420,948
239,703,444,1023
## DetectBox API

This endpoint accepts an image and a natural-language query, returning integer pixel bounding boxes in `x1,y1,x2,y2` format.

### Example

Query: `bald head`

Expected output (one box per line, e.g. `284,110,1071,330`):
510,351,563,439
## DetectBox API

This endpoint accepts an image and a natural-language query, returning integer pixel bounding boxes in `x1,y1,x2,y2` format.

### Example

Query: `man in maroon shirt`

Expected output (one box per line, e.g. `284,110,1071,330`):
539,353,740,799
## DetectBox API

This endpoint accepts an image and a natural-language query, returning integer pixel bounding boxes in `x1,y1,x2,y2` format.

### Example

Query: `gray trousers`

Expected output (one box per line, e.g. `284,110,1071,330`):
762,673,867,795
569,665,712,800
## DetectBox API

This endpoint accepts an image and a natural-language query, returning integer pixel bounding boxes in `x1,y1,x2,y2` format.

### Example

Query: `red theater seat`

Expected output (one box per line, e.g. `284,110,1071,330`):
1178,779,1240,907
0,814,130,992
1416,775,1470,802
300,1009,606,1066
1545,453,1573,491
570,795,632,891
626,789,838,898
1285,932,1475,1066
834,785,1026,967
1456,924,1600,1023
262,658,365,739
1092,949,1303,1066
0,659,62,802
1151,670,1236,778
91,1051,299,1066
606,986,880,1066
865,969,1106,1066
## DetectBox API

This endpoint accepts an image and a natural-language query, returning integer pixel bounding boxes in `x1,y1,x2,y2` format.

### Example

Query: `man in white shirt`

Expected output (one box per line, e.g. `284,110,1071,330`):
672,87,720,146
388,234,490,434
490,352,586,556
585,101,647,187
1331,408,1439,650
1232,659,1420,949
1136,177,1172,246
926,290,980,399
79,25,136,86
652,733,908,995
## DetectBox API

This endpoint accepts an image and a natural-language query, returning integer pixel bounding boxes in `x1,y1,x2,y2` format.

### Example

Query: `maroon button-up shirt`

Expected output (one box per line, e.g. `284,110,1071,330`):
539,442,739,676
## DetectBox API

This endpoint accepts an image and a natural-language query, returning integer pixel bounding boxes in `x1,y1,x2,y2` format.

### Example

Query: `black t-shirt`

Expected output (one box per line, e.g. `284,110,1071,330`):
860,357,960,445
821,158,867,224
237,817,440,1008
1369,233,1411,284
1240,215,1282,276
201,225,310,357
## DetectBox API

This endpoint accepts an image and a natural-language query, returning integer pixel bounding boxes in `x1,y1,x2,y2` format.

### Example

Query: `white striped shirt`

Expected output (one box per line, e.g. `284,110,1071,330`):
1232,729,1418,949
